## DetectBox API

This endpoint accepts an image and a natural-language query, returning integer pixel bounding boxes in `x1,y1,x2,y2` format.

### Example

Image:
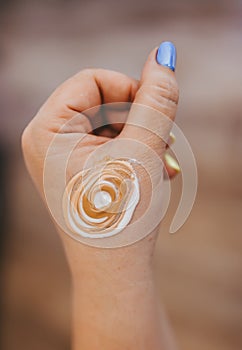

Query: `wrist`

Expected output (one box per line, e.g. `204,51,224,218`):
60,227,158,283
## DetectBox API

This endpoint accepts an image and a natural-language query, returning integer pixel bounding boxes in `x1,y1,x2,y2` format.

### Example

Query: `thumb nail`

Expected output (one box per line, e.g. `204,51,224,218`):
156,41,177,72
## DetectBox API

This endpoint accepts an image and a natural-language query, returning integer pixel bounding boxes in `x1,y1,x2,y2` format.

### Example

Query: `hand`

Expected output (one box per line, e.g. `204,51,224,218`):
22,45,179,255
22,43,179,350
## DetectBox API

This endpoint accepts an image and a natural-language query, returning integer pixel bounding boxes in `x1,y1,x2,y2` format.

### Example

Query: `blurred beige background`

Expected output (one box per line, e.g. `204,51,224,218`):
1,0,242,349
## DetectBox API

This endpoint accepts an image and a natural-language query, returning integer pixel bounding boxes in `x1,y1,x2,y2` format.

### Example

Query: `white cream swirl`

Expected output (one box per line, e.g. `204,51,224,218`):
63,158,140,239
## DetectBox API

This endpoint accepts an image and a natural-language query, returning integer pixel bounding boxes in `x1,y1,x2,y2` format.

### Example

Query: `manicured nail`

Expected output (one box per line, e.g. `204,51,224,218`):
156,41,177,71
169,132,176,145
164,153,180,172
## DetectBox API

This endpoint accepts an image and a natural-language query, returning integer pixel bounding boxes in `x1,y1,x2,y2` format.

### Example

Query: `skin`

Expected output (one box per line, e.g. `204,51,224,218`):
22,48,179,349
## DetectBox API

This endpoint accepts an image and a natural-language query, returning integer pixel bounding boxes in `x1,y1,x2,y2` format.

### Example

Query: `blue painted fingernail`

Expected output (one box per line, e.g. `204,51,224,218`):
156,41,177,71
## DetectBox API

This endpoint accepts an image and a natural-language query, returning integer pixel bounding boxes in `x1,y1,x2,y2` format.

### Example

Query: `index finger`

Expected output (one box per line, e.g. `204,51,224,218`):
35,69,139,134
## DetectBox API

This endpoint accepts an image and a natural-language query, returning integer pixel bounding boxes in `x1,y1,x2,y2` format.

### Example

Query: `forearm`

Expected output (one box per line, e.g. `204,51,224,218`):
63,231,177,350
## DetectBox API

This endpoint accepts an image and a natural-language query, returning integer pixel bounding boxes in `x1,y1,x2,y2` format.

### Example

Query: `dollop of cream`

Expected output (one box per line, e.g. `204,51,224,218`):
63,158,140,238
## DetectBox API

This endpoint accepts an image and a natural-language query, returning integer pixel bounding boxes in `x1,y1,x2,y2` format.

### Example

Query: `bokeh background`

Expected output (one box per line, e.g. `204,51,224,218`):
1,0,242,349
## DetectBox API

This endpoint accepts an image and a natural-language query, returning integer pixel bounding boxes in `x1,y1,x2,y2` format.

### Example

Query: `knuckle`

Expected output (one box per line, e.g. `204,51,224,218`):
21,124,31,152
53,68,95,96
21,122,36,157
134,74,179,121
81,68,95,75
78,68,95,78
77,68,96,79
141,75,179,106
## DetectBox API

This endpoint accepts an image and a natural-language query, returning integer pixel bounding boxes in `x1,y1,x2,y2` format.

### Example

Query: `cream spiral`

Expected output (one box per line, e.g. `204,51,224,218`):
63,158,140,239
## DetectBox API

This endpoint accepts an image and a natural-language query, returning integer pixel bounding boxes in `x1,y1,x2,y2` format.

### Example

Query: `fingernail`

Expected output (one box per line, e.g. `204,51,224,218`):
169,132,176,145
164,153,180,172
156,41,177,72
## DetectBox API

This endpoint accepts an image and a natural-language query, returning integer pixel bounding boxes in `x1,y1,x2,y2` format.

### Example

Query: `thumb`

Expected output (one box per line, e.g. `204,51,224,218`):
120,42,179,157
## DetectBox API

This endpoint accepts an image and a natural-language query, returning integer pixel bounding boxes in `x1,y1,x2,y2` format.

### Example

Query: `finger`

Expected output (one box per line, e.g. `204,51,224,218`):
93,125,119,138
105,108,129,132
164,153,180,179
120,42,179,157
35,69,139,134
91,102,131,135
